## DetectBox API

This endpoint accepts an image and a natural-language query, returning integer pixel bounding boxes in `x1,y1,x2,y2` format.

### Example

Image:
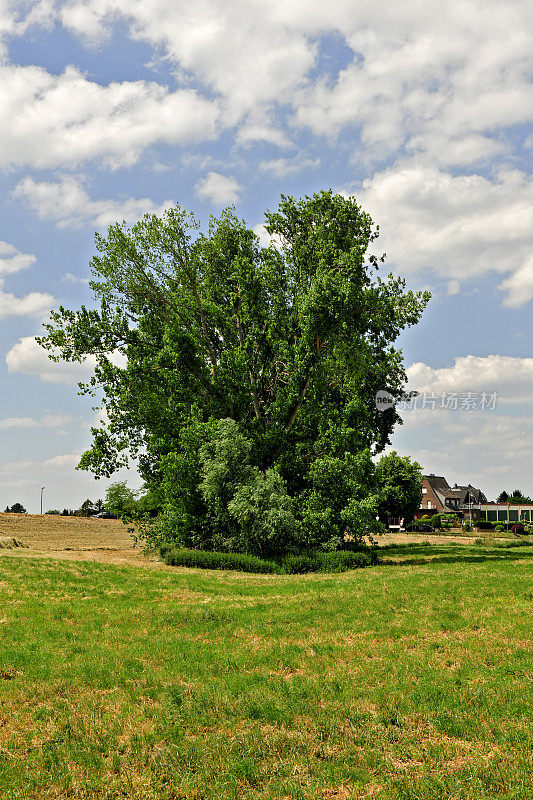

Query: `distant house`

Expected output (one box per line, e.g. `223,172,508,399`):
417,474,533,522
417,474,487,519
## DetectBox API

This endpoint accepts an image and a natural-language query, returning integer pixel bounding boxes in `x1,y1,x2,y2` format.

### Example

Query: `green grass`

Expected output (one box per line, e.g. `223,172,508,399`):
0,544,532,799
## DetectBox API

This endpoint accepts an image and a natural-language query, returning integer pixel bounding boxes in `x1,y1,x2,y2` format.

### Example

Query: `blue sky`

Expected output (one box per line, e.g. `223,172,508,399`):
0,0,532,511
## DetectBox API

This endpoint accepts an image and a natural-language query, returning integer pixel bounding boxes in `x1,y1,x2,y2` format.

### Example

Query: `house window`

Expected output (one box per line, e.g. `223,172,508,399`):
422,488,427,494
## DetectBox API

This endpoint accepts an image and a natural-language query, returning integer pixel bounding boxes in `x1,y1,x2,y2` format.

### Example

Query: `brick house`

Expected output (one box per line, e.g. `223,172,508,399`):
417,474,487,519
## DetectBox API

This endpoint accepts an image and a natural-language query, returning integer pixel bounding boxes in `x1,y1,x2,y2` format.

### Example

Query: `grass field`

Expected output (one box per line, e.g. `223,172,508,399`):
0,540,532,799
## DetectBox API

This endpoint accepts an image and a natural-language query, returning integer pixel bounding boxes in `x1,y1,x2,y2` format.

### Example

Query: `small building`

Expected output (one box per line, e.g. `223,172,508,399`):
477,503,533,523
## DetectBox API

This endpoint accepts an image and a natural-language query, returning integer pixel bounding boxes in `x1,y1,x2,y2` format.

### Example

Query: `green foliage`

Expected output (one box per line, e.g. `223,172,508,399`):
79,499,97,517
497,488,532,503
281,554,318,573
38,192,429,555
430,514,442,529
476,521,494,531
159,546,375,574
375,451,422,525
104,481,137,517
300,450,383,550
5,503,26,514
228,468,301,556
159,546,278,573
45,510,61,515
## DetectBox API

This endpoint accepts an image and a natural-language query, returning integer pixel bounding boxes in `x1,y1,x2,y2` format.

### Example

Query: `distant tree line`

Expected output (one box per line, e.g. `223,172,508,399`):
496,489,533,503
44,482,159,518
4,503,27,513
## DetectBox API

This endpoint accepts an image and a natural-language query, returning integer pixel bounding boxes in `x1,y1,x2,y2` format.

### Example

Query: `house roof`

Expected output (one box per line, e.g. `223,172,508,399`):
423,474,451,493
423,475,487,508
452,484,487,504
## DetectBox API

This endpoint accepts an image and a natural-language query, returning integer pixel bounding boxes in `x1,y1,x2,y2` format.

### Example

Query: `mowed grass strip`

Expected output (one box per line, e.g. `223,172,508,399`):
0,546,531,799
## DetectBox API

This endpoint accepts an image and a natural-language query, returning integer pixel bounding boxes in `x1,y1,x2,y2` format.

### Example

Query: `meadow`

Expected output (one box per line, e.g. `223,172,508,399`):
0,542,531,799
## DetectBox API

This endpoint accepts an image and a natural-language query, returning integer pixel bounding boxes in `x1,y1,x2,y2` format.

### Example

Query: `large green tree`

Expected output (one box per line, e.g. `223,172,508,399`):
39,191,429,553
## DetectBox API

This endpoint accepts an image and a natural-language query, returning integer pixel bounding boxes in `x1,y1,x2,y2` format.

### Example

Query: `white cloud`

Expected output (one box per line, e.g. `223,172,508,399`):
62,272,90,284
291,2,532,163
195,171,241,205
236,122,293,149
388,406,533,501
499,254,533,309
60,0,316,121
0,1,530,169
0,450,142,512
6,336,97,383
259,156,320,177
5,336,126,383
252,223,283,250
0,63,218,169
358,162,533,303
406,355,533,405
0,287,54,320
0,416,37,429
0,412,74,429
0,0,529,186
0,241,36,276
13,175,174,229
0,240,53,320
43,452,81,469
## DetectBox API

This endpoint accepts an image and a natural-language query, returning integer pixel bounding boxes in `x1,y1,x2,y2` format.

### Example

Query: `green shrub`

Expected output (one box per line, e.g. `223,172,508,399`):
496,539,533,548
282,554,320,573
318,550,372,571
160,545,376,574
476,521,493,531
160,546,278,574
282,549,373,574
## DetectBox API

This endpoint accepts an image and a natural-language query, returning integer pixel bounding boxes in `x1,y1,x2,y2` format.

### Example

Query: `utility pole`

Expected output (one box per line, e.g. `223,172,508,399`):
40,486,45,515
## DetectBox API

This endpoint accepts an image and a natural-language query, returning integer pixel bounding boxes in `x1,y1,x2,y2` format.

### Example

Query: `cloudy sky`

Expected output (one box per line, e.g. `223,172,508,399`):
0,0,532,511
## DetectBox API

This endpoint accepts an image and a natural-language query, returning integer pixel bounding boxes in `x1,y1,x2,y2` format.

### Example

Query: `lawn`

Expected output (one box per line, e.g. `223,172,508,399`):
0,544,532,799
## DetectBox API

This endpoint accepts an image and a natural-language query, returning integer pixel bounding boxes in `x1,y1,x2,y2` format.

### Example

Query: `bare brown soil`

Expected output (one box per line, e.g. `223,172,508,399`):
0,513,163,568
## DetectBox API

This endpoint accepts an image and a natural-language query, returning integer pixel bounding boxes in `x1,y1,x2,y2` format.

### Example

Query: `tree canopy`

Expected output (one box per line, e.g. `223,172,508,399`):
39,191,430,553
497,489,532,504
374,451,423,525
4,503,27,514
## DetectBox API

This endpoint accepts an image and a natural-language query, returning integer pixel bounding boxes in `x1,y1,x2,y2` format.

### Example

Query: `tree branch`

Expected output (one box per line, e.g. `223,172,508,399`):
284,369,314,433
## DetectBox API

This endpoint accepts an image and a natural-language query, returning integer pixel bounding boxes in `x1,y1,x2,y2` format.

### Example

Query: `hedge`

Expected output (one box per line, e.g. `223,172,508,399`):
475,521,494,531
159,546,376,574
282,550,372,573
159,546,278,573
